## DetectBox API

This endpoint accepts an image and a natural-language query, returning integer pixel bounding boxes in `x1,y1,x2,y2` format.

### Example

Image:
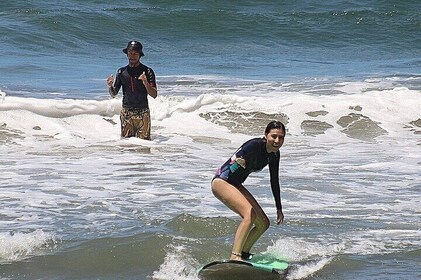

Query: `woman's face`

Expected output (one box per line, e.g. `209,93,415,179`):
265,128,285,153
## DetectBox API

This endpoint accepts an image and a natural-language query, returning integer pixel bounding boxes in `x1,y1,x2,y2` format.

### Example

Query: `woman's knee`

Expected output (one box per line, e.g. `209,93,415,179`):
242,208,257,225
262,217,270,230
256,214,270,231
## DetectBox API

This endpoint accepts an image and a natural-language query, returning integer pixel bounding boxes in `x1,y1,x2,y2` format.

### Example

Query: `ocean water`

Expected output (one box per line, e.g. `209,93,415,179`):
0,1,420,279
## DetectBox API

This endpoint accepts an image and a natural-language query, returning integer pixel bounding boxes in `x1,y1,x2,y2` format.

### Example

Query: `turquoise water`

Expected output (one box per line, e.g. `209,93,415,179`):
0,1,420,279
0,0,420,97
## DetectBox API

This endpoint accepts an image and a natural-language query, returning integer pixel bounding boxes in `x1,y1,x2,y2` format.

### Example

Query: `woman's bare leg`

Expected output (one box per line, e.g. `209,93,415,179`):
211,178,269,260
238,186,270,254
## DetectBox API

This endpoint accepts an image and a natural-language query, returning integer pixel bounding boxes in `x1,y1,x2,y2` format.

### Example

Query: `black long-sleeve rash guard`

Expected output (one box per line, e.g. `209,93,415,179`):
214,137,282,211
112,63,156,110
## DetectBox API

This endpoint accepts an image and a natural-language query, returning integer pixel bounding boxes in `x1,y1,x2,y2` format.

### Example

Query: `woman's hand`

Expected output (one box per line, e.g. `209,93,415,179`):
276,209,284,225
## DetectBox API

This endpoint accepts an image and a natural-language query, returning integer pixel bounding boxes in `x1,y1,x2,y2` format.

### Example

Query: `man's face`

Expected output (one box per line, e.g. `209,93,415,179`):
127,50,140,65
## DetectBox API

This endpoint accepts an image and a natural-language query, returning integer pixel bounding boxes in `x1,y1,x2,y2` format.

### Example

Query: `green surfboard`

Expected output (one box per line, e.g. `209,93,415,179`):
198,254,288,280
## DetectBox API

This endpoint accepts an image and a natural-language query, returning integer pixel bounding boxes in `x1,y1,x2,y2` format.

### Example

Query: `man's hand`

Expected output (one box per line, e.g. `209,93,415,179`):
139,71,158,98
107,74,114,87
138,71,148,83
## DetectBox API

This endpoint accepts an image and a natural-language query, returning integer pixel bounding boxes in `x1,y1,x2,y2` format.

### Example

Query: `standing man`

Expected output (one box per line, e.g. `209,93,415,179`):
107,40,157,140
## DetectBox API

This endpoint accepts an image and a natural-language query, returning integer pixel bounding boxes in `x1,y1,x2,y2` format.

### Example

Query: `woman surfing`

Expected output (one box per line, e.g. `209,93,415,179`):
211,121,286,261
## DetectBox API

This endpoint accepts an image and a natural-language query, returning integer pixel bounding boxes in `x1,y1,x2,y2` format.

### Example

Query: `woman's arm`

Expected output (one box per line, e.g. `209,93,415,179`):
269,152,284,224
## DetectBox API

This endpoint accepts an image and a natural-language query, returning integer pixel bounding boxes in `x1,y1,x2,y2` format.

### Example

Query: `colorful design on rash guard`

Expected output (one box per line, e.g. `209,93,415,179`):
214,137,282,210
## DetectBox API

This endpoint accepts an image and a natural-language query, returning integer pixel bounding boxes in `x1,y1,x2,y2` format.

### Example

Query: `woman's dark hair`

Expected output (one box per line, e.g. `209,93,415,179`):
265,121,286,134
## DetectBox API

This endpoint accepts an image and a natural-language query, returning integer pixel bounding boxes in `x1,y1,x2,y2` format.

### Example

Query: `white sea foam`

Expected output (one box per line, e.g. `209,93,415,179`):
0,89,5,102
344,229,421,255
250,237,338,279
0,230,56,263
0,77,419,268
1,78,419,145
152,245,200,280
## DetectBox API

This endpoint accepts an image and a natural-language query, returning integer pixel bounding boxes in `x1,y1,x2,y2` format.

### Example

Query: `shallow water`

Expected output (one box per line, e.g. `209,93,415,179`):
1,0,420,279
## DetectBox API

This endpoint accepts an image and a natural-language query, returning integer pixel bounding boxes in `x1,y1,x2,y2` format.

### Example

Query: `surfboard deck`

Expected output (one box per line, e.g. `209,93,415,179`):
198,255,288,280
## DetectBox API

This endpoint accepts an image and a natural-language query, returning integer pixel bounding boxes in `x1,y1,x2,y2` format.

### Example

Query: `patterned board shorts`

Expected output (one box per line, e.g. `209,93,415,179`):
120,107,151,140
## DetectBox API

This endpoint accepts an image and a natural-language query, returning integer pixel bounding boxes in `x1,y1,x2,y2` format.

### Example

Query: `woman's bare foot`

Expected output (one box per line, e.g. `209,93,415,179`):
230,252,245,261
